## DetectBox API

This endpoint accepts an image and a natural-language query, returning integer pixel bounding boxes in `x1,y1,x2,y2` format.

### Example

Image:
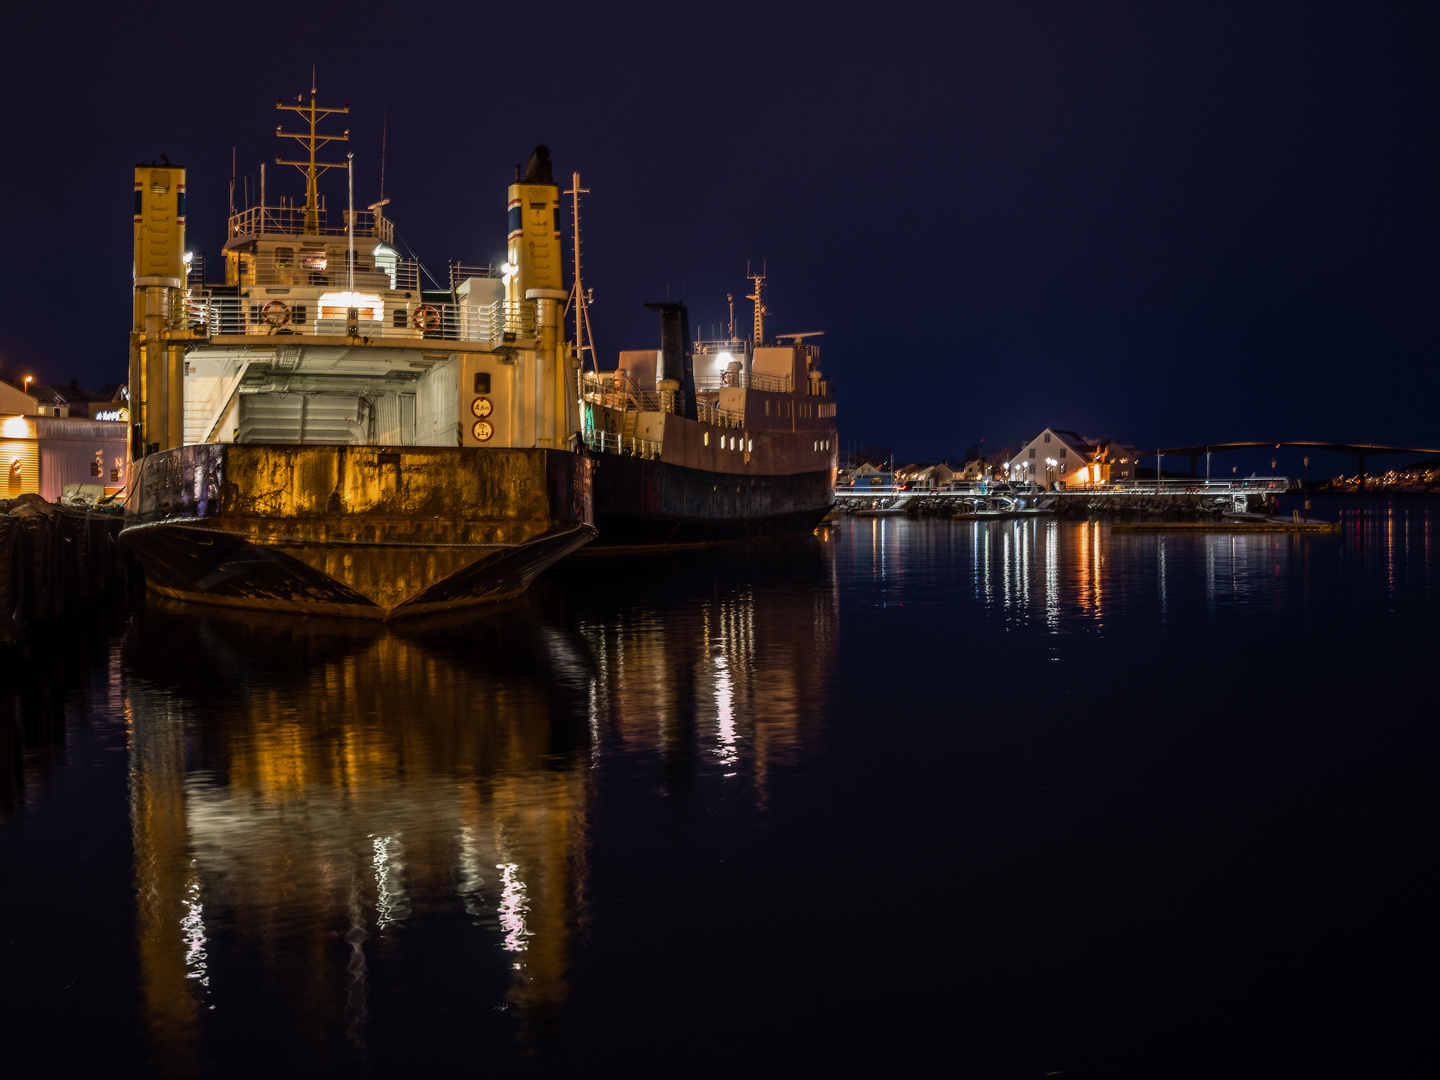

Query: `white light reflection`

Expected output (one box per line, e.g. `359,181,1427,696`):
496,862,531,953
1158,537,1168,625
458,825,486,917
1044,521,1059,630
714,655,738,767
371,835,410,928
181,872,208,989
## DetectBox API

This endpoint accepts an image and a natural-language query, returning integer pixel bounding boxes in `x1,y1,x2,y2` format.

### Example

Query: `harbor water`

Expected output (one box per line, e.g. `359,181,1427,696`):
2,495,1435,1078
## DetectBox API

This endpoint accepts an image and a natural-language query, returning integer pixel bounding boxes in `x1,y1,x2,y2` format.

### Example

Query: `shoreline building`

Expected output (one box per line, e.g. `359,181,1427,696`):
1011,428,1136,489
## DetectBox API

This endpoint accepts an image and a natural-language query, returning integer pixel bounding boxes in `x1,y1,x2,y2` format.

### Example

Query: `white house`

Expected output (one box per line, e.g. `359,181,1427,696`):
1011,428,1095,489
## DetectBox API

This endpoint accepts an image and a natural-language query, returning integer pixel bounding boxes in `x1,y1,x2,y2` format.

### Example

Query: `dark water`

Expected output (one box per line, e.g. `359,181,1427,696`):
2,496,1435,1078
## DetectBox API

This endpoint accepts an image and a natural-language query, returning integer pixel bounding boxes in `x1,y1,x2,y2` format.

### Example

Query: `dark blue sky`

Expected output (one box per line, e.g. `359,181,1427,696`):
3,1,1435,462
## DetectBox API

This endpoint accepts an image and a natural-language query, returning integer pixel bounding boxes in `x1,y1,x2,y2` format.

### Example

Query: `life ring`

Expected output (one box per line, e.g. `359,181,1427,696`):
412,304,442,332
261,299,291,328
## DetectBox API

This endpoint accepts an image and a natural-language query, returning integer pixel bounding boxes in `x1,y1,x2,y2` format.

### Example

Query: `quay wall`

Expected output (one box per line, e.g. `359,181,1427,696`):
1049,490,1279,518
0,495,134,647
836,489,1280,518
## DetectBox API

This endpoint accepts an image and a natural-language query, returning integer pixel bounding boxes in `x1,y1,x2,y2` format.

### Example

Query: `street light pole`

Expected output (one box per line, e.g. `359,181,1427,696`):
1303,456,1309,522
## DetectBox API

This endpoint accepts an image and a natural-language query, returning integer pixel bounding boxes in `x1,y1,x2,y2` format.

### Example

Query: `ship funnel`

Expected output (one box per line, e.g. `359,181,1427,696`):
506,146,563,301
130,163,188,459
134,164,186,288
644,302,696,421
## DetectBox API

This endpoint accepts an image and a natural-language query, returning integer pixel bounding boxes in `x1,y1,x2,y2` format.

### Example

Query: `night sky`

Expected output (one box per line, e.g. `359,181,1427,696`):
3,1,1435,463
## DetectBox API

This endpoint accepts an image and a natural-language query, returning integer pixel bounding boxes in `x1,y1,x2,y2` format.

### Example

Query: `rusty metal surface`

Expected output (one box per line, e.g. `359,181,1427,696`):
121,444,594,618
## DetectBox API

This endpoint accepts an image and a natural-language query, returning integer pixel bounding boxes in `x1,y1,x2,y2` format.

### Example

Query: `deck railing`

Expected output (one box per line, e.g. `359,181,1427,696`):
449,263,499,288
693,369,792,393
183,294,536,343
583,429,662,459
227,204,394,244
230,251,419,292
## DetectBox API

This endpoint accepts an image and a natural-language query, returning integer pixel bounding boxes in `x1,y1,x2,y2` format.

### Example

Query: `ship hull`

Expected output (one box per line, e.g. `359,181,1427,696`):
120,443,594,619
588,454,833,548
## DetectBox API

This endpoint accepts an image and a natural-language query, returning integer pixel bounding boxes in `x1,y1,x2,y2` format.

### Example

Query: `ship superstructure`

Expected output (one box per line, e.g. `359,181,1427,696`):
121,94,593,618
579,269,837,545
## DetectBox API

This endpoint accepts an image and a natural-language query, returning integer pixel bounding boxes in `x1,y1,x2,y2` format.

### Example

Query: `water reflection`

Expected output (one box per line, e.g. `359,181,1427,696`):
120,536,838,1073
842,502,1437,631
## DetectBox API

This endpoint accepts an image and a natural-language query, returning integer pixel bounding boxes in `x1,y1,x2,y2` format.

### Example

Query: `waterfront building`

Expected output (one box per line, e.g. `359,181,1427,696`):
896,462,959,489
28,380,123,420
1009,430,1138,489
1013,428,1095,488
0,415,129,500
0,379,38,416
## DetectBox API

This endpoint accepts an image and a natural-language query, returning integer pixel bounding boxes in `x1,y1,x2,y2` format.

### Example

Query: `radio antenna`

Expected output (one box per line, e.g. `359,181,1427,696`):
745,260,767,347
563,172,598,375
379,106,388,202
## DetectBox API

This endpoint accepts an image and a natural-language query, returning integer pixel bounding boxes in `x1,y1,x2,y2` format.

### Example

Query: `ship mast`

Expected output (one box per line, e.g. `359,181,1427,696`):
275,76,350,234
746,261,767,347
564,172,597,372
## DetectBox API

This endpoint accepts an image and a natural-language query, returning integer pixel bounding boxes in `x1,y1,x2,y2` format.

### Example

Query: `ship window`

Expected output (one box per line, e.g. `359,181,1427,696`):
292,305,307,325
393,308,406,328
275,246,294,269
474,372,490,394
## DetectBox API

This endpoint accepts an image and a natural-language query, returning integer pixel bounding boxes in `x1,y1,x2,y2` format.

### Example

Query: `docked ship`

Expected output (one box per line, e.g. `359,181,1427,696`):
120,92,593,618
578,271,837,546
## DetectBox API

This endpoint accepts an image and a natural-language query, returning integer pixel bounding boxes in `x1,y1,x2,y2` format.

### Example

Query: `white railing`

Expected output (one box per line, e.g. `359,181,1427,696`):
693,369,792,393
696,398,744,428
581,370,661,413
583,429,662,459
227,204,394,244
449,263,499,287
184,295,536,343
1055,477,1293,494
229,251,419,292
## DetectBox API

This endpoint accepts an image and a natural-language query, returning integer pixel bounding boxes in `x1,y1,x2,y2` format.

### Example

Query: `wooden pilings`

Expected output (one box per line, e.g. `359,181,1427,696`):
0,495,133,647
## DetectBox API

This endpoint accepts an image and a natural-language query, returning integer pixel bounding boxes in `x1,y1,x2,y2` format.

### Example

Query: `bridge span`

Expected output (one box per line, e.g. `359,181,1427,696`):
1147,442,1440,491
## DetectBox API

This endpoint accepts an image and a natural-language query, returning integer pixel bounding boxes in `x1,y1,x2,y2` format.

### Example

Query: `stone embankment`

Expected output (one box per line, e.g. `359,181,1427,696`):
835,489,1280,519
0,495,134,647
1050,491,1278,518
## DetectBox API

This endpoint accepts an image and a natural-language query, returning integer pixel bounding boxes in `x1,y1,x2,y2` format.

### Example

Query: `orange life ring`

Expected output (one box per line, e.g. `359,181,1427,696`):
412,304,442,332
261,299,291,328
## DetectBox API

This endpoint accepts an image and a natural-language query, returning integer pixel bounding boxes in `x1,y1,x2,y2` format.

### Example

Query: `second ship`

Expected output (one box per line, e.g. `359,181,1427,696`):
578,270,838,547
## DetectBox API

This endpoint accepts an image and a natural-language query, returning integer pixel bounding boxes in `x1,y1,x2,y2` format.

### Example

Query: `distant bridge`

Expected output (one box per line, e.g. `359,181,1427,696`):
1146,442,1440,490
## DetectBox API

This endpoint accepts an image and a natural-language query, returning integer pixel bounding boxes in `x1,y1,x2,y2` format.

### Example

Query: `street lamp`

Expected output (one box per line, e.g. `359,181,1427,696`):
1303,456,1309,522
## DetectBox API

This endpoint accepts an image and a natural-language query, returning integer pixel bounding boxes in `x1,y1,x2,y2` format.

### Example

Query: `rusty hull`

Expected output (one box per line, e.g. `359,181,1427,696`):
120,443,594,619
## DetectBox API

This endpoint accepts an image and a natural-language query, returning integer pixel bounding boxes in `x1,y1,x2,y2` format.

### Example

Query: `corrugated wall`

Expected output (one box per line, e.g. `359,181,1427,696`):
2,440,40,498
414,360,459,446
32,419,128,501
